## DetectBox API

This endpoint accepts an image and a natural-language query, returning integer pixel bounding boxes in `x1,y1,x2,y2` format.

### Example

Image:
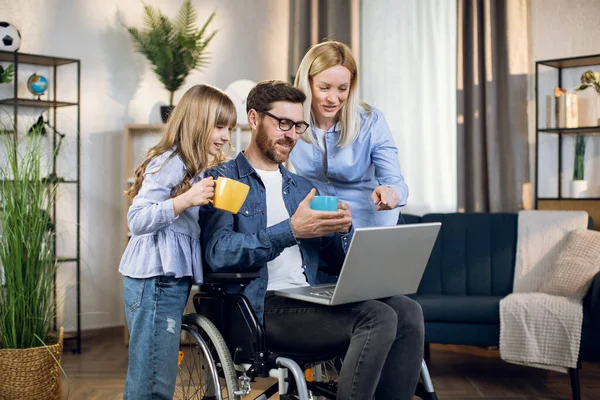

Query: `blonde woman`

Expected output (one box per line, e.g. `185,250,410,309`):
119,84,236,399
291,40,408,228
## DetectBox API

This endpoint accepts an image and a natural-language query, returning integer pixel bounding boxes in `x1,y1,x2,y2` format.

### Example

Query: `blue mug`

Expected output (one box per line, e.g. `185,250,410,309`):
310,195,338,211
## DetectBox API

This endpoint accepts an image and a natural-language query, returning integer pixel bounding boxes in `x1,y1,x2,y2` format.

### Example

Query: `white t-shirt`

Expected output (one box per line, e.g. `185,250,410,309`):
254,168,308,291
312,126,328,169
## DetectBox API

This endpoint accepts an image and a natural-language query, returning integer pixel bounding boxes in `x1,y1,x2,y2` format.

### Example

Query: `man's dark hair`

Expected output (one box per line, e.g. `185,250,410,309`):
246,80,306,113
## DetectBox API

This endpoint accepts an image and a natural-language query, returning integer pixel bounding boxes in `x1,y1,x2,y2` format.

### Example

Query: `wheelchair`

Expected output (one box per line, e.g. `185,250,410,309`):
175,272,438,400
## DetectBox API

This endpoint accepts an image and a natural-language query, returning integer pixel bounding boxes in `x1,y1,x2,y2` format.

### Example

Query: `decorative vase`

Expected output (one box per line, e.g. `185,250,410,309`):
160,105,174,123
0,328,63,399
570,180,588,198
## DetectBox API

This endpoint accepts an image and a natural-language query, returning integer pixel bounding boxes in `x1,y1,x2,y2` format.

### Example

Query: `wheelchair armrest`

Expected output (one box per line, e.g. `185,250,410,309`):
203,272,260,285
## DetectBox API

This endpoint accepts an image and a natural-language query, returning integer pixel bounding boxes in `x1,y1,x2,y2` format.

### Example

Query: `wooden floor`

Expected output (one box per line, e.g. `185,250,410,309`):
60,328,600,399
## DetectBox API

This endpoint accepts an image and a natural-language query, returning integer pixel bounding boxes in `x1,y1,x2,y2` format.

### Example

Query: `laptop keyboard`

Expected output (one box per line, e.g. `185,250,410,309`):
310,289,335,298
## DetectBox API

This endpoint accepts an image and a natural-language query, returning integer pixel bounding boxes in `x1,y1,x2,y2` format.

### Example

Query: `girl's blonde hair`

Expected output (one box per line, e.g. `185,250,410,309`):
294,40,368,147
126,84,236,199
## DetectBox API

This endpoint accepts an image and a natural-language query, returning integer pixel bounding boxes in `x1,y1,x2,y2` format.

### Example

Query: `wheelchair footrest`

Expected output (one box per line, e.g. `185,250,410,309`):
415,382,438,400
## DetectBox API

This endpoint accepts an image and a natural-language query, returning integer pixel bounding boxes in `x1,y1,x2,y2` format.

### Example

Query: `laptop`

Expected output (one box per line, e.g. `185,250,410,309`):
273,222,441,306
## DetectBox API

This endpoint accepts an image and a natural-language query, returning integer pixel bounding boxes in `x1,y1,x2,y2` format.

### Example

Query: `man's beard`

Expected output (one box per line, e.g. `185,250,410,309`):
255,122,296,164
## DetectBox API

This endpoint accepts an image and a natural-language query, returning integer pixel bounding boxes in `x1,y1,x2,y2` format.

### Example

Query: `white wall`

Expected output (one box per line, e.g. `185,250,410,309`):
529,0,600,199
1,0,289,331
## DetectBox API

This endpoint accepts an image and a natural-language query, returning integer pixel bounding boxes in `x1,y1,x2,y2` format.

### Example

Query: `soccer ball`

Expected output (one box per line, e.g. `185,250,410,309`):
0,22,21,52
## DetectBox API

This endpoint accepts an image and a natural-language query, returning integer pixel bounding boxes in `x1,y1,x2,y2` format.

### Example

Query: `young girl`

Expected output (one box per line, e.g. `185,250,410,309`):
119,84,236,399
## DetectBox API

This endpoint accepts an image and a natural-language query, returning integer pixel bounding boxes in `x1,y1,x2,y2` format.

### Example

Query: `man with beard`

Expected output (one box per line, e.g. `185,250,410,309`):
199,80,424,400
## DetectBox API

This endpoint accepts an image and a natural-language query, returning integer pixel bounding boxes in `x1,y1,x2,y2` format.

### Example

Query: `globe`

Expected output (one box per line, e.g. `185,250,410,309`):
27,74,48,99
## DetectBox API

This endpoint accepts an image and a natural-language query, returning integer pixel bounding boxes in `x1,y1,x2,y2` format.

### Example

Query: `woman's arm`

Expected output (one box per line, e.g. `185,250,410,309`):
369,109,409,208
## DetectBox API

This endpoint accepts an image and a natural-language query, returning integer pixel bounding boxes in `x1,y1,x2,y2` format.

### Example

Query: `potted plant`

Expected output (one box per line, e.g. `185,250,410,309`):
571,135,587,198
0,127,64,399
125,0,217,122
0,64,14,83
571,70,599,198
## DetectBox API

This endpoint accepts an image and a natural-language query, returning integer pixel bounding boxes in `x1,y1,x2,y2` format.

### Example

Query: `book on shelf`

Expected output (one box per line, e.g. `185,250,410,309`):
553,88,578,128
566,92,578,128
577,85,600,127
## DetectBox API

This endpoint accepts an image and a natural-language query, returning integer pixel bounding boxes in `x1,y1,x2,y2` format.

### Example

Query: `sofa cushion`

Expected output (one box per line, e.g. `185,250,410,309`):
401,213,422,225
414,295,593,326
424,322,500,347
411,294,502,324
417,213,518,297
539,229,600,300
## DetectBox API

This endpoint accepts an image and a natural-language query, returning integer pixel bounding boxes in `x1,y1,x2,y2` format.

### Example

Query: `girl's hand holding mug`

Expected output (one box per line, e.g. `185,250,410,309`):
185,177,215,207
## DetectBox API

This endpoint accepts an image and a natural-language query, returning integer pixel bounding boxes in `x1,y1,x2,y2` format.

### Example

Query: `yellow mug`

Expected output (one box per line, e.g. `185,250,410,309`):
209,176,250,214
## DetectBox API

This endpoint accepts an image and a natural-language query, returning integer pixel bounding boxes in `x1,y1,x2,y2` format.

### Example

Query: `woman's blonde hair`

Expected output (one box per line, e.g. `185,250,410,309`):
126,84,236,199
294,40,367,147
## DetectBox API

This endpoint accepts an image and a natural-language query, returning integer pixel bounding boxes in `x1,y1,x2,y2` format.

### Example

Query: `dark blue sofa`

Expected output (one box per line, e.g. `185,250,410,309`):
403,213,600,399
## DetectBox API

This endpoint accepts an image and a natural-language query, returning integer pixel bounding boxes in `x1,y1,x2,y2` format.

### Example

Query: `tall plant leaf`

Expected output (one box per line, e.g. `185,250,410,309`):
0,127,58,349
176,0,197,37
573,135,586,181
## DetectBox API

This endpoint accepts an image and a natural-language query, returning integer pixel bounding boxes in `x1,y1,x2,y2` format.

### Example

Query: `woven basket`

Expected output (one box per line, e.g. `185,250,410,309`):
0,327,63,400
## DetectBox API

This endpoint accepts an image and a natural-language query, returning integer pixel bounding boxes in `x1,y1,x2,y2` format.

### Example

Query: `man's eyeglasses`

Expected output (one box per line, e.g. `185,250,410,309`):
261,111,309,134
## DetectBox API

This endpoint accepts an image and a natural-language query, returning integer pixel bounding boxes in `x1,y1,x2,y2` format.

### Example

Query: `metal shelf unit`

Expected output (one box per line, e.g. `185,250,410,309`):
0,50,82,352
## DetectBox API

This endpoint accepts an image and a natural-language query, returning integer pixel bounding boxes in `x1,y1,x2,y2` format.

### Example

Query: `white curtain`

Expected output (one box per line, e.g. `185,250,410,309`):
360,0,457,215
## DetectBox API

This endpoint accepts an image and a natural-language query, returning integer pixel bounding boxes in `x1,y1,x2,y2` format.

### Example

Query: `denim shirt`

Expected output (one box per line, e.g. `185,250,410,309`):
290,106,408,228
199,152,353,322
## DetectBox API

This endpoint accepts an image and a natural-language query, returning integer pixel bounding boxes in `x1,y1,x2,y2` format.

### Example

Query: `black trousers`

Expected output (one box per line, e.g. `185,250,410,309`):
264,293,424,400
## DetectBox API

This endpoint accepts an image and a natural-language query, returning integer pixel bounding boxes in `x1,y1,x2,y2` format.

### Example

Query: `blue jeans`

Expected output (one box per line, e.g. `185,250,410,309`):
123,275,192,400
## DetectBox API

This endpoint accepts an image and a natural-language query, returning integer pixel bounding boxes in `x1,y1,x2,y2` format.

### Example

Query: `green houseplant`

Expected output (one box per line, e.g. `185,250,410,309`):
575,70,600,94
570,133,588,198
0,127,64,399
573,135,586,181
126,0,217,122
0,64,14,83
571,70,600,197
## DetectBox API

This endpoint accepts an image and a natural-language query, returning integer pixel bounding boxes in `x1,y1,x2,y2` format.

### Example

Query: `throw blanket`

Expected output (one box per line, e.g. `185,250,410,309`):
499,210,589,372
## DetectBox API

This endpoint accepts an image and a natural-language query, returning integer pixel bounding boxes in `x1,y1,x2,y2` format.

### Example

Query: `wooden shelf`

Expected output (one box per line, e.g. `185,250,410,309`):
538,197,600,201
0,50,79,66
538,199,600,231
537,54,600,69
125,123,164,134
0,177,78,185
538,126,600,135
0,98,78,108
54,256,78,263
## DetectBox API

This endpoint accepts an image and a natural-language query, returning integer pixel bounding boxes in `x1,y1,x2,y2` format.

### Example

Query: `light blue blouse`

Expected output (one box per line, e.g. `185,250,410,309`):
119,150,204,284
290,106,408,228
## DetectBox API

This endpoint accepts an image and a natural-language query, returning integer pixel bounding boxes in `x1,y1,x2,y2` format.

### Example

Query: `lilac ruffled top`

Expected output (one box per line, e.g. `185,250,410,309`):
119,150,204,284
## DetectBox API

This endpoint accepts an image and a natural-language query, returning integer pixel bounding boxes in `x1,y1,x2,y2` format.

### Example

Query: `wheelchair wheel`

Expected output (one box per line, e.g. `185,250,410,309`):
175,314,240,400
